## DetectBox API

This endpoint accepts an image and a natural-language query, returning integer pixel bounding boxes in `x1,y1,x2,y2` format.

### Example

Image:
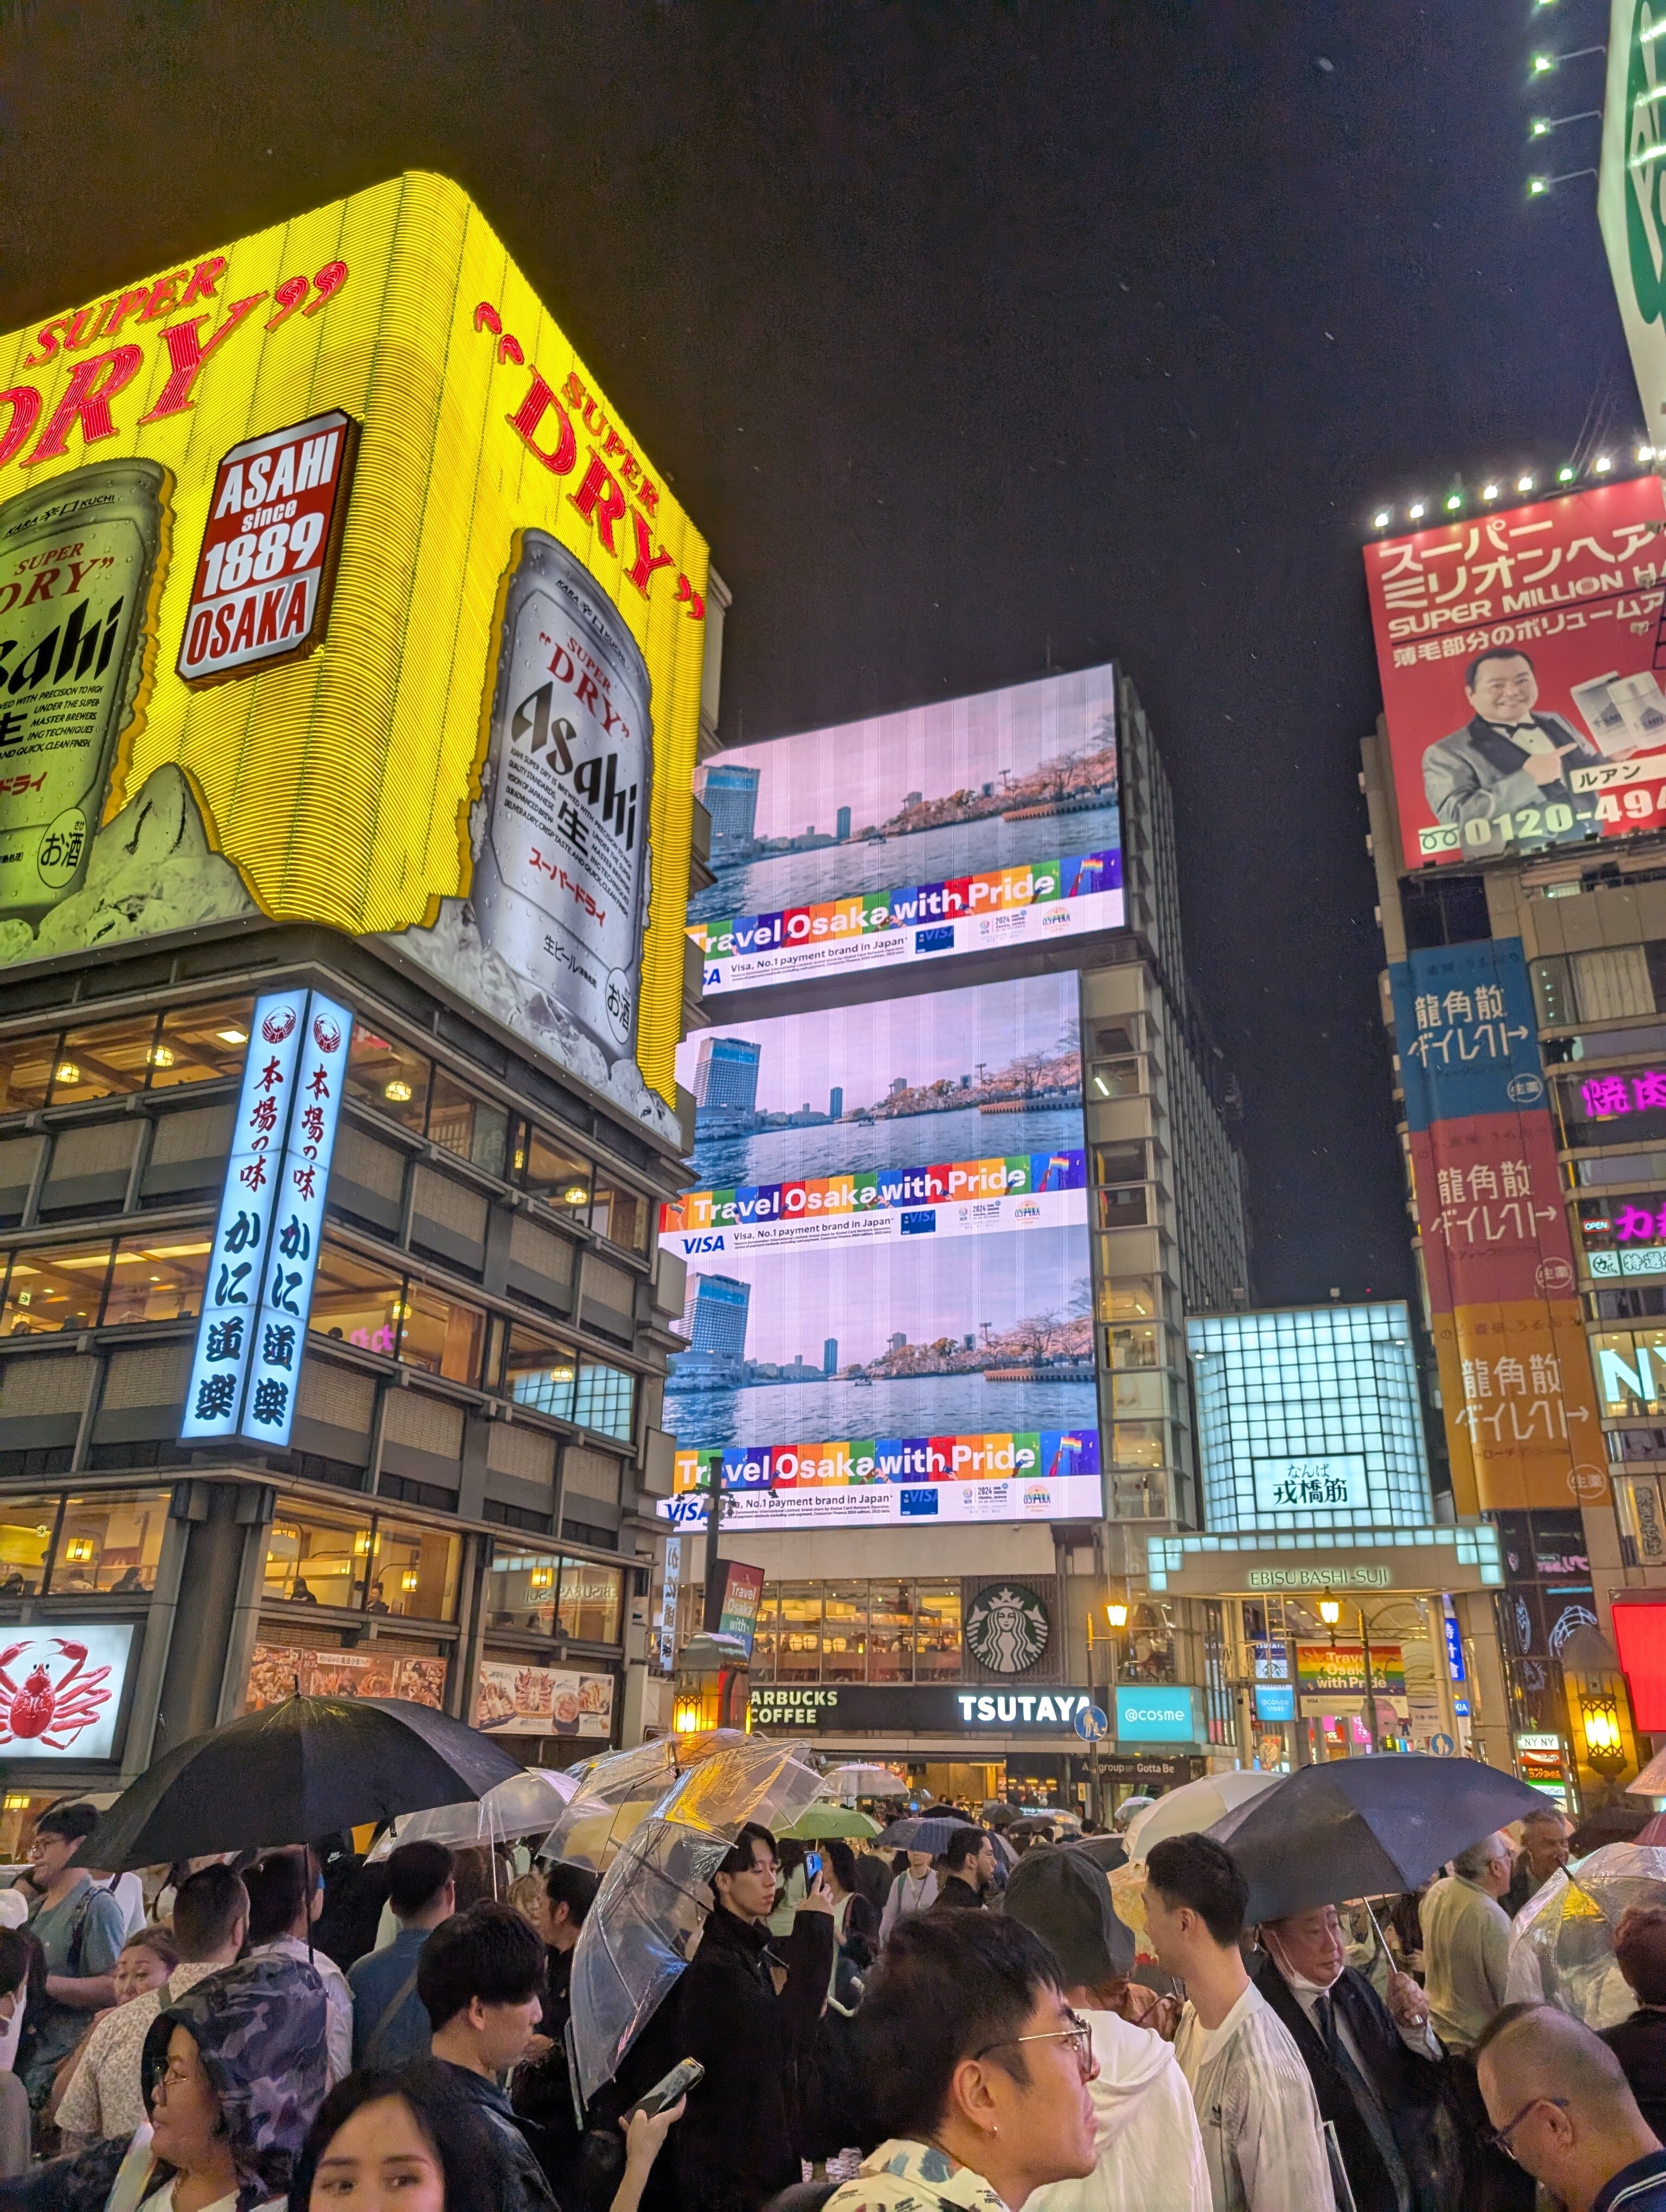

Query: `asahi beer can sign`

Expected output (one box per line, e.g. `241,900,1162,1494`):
473,532,654,1059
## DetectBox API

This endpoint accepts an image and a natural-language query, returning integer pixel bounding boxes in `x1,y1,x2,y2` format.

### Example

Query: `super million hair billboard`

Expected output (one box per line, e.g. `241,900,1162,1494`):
0,172,709,1144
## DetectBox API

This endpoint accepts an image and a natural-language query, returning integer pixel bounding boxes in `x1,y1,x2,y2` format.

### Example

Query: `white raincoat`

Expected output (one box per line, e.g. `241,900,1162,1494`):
1174,1982,1331,2212
1028,2008,1210,2212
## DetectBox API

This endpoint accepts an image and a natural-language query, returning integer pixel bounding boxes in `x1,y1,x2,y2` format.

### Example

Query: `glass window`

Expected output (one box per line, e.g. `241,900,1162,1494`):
346,1027,430,1134
427,1070,508,1178
365,1517,460,1621
48,1016,160,1105
0,1498,60,1596
1098,1277,1162,1323
0,1035,54,1117
559,1557,623,1643
1530,955,1577,1029
1112,1420,1167,1469
915,1584,962,1681
399,1282,486,1385
504,1326,578,1419
1107,1323,1161,1369
102,1233,210,1326
50,1493,168,1594
485,1547,561,1634
867,1581,912,1683
572,1361,635,1442
307,1240,403,1356
518,1129,592,1226
822,1583,868,1682
264,1507,374,1610
2,1240,113,1336
1108,1370,1166,1418
776,1584,821,1681
591,1181,650,1255
1087,1058,1142,1101
148,997,257,1089
1095,1142,1146,1185
751,1589,779,1680
1594,1329,1666,1416
1098,1186,1149,1229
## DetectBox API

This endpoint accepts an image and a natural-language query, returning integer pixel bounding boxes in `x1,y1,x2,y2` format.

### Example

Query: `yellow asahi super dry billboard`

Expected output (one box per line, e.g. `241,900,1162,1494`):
0,171,708,1143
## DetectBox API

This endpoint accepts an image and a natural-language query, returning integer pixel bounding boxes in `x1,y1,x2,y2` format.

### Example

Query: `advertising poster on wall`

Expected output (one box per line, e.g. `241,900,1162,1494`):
658,972,1103,1529
244,1644,447,1713
688,665,1122,999
1364,477,1666,867
0,1623,136,1758
0,171,709,1146
472,1661,614,1738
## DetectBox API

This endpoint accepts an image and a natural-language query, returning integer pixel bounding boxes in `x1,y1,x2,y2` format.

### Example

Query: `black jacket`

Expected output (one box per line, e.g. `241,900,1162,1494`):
1602,2008,1666,2141
1255,1955,1446,2212
667,1900,836,2212
930,1874,984,1911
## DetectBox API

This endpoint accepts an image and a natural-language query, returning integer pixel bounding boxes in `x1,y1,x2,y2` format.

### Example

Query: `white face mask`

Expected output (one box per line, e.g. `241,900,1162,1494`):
1265,1928,1343,1996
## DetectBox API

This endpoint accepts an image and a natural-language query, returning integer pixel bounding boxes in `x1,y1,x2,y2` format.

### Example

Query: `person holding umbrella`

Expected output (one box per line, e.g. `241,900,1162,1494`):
879,1849,938,1938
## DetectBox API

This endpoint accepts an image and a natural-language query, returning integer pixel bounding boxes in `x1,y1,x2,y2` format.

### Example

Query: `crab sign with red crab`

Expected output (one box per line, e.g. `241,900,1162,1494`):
0,1639,114,1750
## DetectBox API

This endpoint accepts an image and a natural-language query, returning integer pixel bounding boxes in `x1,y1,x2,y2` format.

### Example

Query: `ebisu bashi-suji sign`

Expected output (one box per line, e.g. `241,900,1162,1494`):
182,989,352,1447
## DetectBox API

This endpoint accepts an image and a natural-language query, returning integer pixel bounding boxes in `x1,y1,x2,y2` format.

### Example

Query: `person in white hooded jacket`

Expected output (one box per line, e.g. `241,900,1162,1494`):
1006,1846,1211,2212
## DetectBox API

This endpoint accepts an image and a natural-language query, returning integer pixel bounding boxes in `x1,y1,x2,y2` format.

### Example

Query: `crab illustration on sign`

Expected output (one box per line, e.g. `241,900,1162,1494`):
966,1584,1050,1675
0,1638,115,1748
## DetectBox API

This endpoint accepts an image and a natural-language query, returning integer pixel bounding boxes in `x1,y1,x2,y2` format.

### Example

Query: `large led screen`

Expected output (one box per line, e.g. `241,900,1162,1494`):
1365,477,1666,868
688,664,1122,999
659,973,1103,1529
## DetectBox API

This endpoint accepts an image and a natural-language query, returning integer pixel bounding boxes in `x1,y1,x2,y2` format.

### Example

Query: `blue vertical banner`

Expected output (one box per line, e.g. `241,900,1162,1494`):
182,992,310,1438
240,991,354,1446
180,989,353,1445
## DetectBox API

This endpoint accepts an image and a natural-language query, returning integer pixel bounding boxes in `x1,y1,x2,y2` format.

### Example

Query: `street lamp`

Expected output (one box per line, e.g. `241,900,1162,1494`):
1318,1594,1380,1753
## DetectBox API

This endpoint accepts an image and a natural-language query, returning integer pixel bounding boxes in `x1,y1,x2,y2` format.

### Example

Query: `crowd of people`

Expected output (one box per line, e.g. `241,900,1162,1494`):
0,1788,1660,2211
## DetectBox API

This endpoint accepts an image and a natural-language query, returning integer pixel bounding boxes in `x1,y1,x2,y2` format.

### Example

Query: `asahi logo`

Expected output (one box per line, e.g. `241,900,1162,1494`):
966,1584,1049,1675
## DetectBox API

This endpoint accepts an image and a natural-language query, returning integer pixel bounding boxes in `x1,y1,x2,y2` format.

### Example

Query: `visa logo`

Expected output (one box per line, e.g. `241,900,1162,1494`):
916,925,954,954
900,1211,937,1235
900,1488,940,1516
680,1234,727,1253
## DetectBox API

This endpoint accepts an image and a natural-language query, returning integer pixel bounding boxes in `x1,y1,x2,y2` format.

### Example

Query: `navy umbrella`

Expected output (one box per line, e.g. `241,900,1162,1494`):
874,1814,964,1855
78,1695,523,1869
1207,1753,1545,1922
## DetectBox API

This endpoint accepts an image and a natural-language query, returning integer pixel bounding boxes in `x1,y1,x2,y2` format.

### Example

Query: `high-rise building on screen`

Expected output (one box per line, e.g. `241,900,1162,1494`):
694,1036,762,1115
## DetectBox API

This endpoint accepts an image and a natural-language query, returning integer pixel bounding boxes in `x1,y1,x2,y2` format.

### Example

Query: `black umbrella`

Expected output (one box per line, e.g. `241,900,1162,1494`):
80,1695,523,1870
1208,1753,1545,1922
1068,1832,1129,1872
874,1814,962,1855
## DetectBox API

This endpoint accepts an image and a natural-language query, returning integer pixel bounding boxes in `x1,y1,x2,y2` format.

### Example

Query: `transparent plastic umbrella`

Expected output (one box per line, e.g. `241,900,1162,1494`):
568,1737,827,2102
543,1730,750,1872
826,1763,910,1802
367,1767,583,1860
1504,1842,1666,2027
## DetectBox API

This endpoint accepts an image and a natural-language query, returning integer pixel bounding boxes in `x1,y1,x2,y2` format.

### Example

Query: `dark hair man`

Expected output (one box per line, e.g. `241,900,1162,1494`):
1256,1900,1445,2212
1476,2001,1666,2212
822,1911,1098,2212
19,1801,127,2105
666,1819,835,2212
1503,1809,1574,1921
421,1900,556,2211
934,1827,997,1910
1421,647,1599,851
510,1860,601,2200
1601,1904,1666,2143
348,1839,454,2069
1143,1833,1330,2212
245,1844,353,2084
56,1861,251,2152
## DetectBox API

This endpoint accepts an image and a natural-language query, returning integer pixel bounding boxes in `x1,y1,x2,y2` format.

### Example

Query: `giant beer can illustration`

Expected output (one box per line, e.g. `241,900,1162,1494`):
473,532,655,1061
0,459,168,928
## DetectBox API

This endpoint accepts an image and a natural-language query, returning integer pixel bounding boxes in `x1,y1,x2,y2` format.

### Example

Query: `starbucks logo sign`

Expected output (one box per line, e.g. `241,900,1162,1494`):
1625,3,1666,325
966,1584,1050,1675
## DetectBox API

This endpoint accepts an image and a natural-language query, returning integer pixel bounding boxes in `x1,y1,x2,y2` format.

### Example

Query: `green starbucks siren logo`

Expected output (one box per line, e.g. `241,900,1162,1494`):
1626,3,1666,323
966,1583,1050,1674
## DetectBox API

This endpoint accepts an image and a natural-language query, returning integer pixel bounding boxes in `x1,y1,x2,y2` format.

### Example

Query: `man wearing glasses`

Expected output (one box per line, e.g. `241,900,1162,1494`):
1475,2001,1666,2212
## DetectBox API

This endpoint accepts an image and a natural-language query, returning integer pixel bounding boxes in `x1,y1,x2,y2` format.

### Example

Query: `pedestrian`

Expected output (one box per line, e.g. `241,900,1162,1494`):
932,1830,996,1911
0,1935,36,2182
1421,1834,1514,2053
665,1819,836,2212
1475,1999,1666,2212
511,1862,600,2203
348,1841,454,2070
419,1900,556,2212
56,1863,249,2154
1502,1810,1574,1922
46,1927,176,2130
879,1848,938,1939
1005,1846,1210,2212
18,1801,128,2106
1600,1904,1666,2141
1257,1902,1447,2212
1142,1833,1331,2212
821,1911,1099,2212
849,1844,892,1918
823,1842,879,1967
245,1848,355,2086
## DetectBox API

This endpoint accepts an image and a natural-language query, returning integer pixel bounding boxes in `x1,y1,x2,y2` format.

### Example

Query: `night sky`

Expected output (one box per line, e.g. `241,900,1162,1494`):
0,3,1636,1304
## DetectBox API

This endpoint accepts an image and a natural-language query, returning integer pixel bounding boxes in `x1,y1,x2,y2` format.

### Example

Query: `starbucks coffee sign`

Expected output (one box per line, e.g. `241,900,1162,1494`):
965,1584,1050,1674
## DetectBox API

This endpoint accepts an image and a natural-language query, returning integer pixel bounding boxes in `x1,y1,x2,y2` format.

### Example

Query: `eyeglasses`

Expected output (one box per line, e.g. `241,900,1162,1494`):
976,2009,1095,2079
1486,2097,1568,2160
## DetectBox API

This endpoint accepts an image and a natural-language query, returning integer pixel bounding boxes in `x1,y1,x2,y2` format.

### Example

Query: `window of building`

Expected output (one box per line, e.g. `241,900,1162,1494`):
1098,1277,1163,1323
867,1581,912,1683
822,1583,868,1682
427,1070,509,1179
399,1282,486,1385
559,1557,623,1643
264,1507,376,1610
1593,1329,1666,1417
485,1547,560,1633
50,1493,168,1594
591,1181,650,1255
775,1584,822,1681
48,1016,161,1105
518,1129,592,1225
345,1028,430,1135
1111,1420,1166,1469
364,1516,460,1621
1108,1371,1167,1419
752,1587,780,1676
1095,1142,1146,1185
572,1362,635,1442
0,1035,54,1117
307,1240,403,1358
1088,1058,1143,1101
1097,1187,1149,1229
504,1325,578,1415
915,1583,963,1680
1106,1323,1162,1369
1,1240,114,1336
101,1234,211,1327
148,998,257,1089
0,1497,60,1596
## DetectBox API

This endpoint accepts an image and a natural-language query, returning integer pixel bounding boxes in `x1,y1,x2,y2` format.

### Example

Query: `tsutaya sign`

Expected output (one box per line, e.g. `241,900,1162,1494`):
748,1684,1099,1732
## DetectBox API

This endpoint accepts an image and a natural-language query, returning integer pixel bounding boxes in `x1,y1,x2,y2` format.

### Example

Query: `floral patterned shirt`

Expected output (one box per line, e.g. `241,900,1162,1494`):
824,2139,1014,2212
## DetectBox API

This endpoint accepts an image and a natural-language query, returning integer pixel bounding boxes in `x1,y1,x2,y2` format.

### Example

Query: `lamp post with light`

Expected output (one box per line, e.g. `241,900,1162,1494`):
1086,1599,1128,1823
1319,1593,1380,1755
